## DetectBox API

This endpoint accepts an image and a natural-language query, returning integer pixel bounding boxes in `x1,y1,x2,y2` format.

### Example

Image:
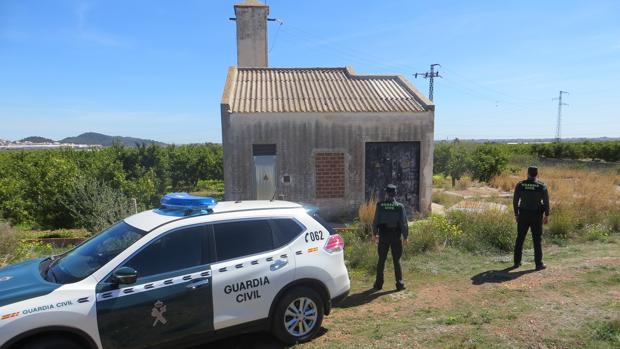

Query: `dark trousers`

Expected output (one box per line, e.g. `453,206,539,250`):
375,238,403,287
514,212,544,267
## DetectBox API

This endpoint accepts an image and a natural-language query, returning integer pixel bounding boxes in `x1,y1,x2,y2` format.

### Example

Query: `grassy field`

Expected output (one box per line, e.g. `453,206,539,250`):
209,236,619,349
310,238,619,348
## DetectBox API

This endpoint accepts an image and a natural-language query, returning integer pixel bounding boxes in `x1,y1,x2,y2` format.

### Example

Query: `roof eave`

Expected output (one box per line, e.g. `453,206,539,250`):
395,75,435,111
221,66,238,112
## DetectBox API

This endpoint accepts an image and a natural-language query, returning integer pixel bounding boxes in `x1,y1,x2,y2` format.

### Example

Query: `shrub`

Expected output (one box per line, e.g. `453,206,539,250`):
582,223,611,242
13,240,53,263
607,211,620,233
469,144,509,183
357,199,377,239
546,208,575,240
407,215,462,253
194,179,225,200
342,232,376,275
0,222,18,266
61,180,136,233
408,220,439,253
447,209,515,253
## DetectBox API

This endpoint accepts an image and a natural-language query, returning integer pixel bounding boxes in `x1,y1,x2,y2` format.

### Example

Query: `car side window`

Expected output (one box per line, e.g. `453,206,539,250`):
213,220,274,261
123,225,206,278
272,218,304,247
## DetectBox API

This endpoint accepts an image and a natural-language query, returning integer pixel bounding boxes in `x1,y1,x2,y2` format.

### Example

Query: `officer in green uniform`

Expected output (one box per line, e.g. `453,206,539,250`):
513,166,550,270
372,184,409,291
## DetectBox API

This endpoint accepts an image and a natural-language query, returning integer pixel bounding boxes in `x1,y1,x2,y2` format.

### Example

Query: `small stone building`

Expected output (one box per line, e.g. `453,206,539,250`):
221,0,435,219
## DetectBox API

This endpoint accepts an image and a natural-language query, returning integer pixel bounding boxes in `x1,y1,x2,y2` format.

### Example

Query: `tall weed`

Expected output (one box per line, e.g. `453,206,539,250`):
607,210,620,233
0,222,18,266
342,231,376,275
407,215,462,253
582,224,611,242
357,199,377,239
447,210,515,253
546,207,575,240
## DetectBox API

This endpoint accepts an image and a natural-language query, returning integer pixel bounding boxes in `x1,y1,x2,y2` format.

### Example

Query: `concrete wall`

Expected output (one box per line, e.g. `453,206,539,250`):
221,111,435,220
234,3,268,67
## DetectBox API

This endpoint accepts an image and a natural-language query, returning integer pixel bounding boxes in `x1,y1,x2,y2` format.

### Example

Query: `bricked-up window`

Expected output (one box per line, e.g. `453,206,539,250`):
315,152,345,199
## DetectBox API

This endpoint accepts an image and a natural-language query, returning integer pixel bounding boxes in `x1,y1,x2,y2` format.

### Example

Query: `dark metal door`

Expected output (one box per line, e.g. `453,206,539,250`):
365,142,421,214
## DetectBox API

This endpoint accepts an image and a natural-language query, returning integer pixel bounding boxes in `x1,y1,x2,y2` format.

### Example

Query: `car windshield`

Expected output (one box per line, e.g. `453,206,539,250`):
44,221,147,284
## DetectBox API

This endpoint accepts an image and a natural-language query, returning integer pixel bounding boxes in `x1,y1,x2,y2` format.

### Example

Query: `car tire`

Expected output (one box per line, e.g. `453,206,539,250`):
18,335,85,349
271,286,324,345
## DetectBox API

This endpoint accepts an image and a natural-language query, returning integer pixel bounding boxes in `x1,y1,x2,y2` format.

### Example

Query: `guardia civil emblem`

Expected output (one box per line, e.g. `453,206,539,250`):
151,300,167,327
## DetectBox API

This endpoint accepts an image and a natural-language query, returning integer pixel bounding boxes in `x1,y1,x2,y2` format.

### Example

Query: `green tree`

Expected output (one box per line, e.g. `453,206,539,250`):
433,142,451,175
469,144,508,182
446,140,471,187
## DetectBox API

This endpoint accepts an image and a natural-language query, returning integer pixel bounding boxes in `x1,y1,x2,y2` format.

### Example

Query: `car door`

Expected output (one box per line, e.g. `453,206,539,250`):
96,224,214,349
210,219,296,330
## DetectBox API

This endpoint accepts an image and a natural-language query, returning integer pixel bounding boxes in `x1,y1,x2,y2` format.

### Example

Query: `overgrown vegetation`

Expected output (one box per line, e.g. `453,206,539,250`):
357,199,377,238
0,143,223,231
490,166,620,242
434,140,620,186
0,222,54,267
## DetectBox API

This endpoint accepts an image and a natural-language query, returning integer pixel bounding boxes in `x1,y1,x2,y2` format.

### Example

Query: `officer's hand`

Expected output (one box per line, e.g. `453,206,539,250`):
403,239,408,245
515,215,519,224
373,235,379,245
543,216,549,225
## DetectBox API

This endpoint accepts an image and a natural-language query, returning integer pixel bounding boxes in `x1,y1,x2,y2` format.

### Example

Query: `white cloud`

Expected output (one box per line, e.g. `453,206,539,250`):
74,0,128,47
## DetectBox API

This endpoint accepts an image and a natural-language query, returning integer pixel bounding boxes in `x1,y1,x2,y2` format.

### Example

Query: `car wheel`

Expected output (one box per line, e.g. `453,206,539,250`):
18,335,85,349
271,286,324,345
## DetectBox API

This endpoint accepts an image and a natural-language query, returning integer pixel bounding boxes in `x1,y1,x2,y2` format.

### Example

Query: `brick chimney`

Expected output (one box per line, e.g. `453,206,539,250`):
234,0,269,67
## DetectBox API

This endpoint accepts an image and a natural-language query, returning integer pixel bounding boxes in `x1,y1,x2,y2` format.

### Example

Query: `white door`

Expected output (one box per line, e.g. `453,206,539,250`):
210,219,295,330
254,155,277,200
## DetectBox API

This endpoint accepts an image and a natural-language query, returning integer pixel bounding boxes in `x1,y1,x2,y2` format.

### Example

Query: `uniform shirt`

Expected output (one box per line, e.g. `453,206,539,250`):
372,199,409,240
513,178,550,216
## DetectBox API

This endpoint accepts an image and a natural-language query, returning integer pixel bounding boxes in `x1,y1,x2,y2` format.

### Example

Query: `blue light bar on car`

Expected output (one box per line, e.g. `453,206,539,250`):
157,192,217,216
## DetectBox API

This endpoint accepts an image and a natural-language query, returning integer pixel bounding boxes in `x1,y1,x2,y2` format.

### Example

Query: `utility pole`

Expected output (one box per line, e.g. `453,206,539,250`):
414,64,441,101
552,91,569,142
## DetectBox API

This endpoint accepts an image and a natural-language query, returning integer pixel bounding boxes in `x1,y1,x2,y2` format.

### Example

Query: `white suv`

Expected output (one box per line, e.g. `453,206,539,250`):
0,194,350,349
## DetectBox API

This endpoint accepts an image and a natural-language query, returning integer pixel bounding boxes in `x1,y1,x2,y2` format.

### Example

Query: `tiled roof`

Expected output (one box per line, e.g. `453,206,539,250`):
222,67,433,113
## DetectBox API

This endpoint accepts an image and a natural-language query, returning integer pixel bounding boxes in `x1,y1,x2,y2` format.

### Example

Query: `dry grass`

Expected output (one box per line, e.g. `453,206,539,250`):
492,167,619,206
357,199,377,238
431,191,463,208
490,166,620,238
0,222,18,267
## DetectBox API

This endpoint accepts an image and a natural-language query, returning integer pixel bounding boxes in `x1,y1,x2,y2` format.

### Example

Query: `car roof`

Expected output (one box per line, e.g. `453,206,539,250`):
124,200,303,232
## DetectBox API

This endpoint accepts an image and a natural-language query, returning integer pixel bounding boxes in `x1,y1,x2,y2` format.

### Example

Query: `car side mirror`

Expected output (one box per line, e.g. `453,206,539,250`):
111,267,138,285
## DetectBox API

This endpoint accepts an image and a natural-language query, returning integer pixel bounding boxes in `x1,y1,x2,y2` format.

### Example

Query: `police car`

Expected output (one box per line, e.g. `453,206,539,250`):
0,193,350,349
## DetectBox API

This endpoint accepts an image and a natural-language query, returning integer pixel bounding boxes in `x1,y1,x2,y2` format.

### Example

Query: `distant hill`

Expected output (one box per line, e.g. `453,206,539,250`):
59,132,165,147
20,136,55,143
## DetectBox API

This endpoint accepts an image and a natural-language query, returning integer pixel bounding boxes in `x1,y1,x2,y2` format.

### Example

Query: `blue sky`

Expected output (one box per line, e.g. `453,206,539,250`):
0,0,618,143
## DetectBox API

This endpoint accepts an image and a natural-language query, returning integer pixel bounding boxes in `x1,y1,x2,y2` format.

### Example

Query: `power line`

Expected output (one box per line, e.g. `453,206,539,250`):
272,22,558,112
414,64,441,101
552,91,569,142
268,18,284,53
